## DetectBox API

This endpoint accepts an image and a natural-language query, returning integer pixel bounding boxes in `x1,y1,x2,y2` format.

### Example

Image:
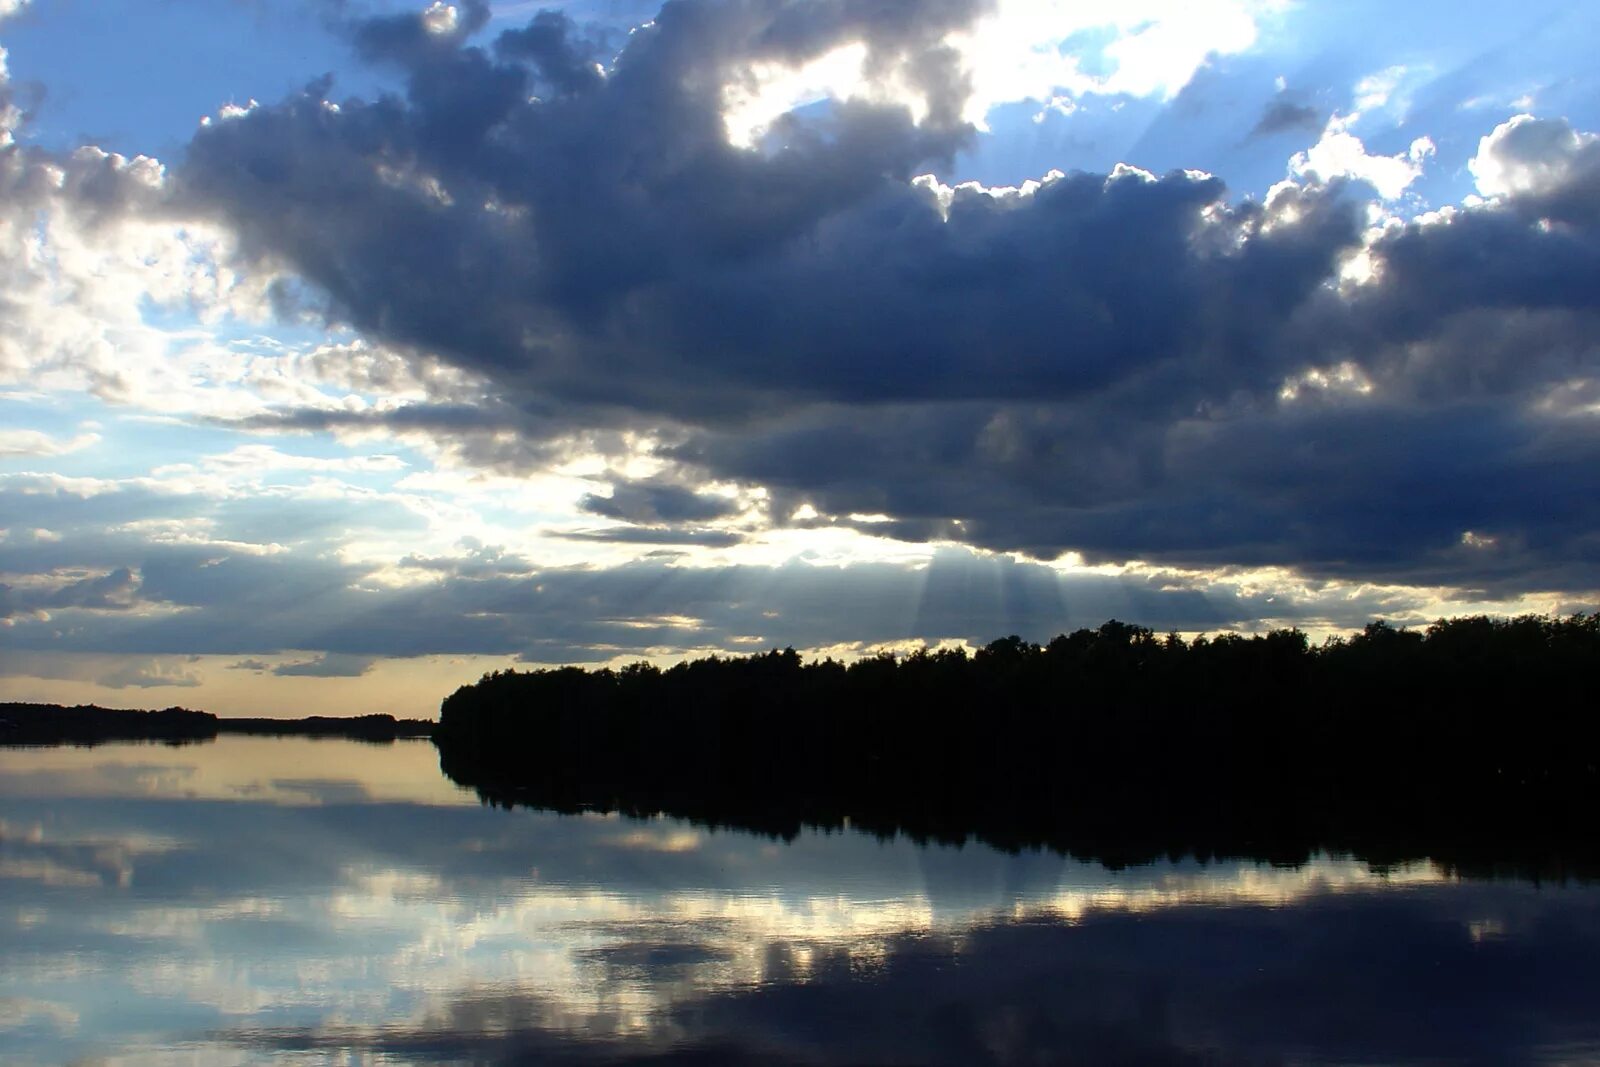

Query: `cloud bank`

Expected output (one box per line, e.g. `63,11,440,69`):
157,2,1600,593
1,0,1598,698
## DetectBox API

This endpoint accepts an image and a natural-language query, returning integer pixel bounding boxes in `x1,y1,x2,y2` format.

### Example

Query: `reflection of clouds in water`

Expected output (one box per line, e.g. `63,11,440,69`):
97,888,431,1021
0,760,199,799
0,997,79,1035
128,958,277,1016
97,897,287,941
1027,856,1446,923
0,737,476,807
229,876,1600,1067
0,819,185,890
3,739,1599,1065
264,778,373,806
600,827,706,853
1,801,1459,1047
17,845,1451,1052
284,889,1600,1067
270,854,1456,1043
0,858,104,888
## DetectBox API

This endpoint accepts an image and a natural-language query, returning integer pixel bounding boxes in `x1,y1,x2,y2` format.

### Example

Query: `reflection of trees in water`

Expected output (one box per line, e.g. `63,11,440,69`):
437,615,1600,881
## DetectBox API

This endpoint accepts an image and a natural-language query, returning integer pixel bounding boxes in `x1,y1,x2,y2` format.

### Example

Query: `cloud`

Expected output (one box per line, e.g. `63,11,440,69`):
578,479,739,524
186,90,1344,416
1470,114,1600,222
96,658,203,690
162,444,409,477
0,511,1501,667
494,9,611,97
950,0,1272,128
132,3,1591,598
41,567,141,611
0,429,99,457
0,566,144,621
4,0,1600,630
551,526,747,548
218,873,1600,1067
271,653,376,678
0,124,279,415
1251,97,1321,138
1289,119,1433,199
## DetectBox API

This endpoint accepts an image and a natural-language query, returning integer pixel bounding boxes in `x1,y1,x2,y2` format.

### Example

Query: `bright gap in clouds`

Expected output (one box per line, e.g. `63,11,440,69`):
723,0,1280,147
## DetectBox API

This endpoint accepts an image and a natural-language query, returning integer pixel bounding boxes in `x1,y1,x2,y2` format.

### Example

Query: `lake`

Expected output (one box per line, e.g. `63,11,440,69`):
3,736,1599,1065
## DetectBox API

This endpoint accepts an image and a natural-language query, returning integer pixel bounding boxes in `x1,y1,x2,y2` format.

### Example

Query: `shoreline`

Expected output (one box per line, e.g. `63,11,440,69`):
0,702,435,745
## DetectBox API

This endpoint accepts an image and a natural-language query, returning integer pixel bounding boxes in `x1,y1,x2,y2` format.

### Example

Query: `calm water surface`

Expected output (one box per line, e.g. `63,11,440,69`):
3,737,1599,1066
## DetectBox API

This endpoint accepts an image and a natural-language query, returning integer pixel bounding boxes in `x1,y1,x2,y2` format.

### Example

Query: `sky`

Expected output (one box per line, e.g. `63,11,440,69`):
1,0,1598,716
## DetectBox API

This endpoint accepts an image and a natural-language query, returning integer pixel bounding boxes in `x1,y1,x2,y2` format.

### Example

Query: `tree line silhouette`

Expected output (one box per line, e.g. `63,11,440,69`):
0,704,435,745
435,614,1600,877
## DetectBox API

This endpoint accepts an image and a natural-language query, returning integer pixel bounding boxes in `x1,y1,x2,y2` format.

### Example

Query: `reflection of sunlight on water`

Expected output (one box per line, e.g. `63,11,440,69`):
1031,855,1447,924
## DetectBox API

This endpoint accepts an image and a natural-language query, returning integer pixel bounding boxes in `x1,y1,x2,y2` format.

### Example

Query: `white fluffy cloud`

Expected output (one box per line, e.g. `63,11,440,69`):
1470,113,1600,199
1290,119,1434,200
0,144,281,410
0,428,98,457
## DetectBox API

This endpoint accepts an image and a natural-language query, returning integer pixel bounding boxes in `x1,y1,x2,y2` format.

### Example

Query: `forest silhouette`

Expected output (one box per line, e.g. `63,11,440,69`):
0,704,434,745
436,614,1600,878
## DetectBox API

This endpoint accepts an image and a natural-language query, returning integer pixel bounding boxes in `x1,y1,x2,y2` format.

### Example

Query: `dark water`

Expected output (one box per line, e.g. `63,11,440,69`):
3,739,1599,1066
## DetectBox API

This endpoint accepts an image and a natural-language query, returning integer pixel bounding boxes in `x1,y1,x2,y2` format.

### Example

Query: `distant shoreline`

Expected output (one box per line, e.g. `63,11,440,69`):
0,702,435,746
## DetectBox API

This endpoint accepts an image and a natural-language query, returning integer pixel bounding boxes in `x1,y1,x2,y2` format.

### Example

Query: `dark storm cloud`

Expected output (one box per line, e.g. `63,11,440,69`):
578,478,739,523
680,389,1600,594
164,3,1600,593
552,525,747,546
182,0,1345,415
494,9,609,97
